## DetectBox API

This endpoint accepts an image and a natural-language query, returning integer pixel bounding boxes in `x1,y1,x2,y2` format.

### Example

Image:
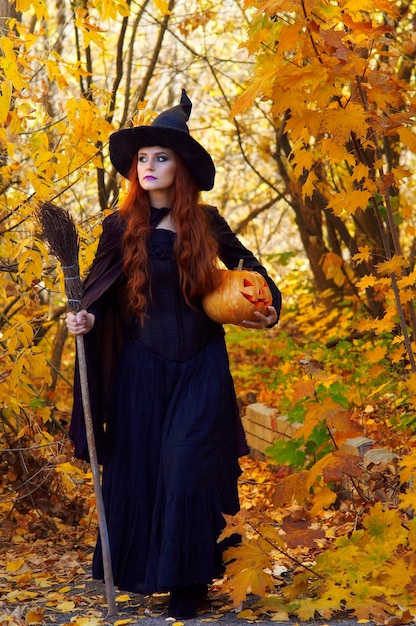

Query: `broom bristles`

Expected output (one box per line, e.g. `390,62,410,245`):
37,202,83,312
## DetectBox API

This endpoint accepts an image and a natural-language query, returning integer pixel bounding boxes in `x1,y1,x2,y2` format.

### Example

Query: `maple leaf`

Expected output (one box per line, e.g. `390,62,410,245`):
302,170,318,200
364,344,387,364
153,0,172,15
326,189,373,216
291,148,315,177
295,597,319,620
352,245,371,265
327,412,362,444
319,27,350,60
362,502,407,551
321,450,362,483
272,470,309,508
322,105,369,145
399,446,416,483
407,519,416,551
376,254,407,276
297,396,343,442
398,126,416,152
281,513,325,548
321,136,356,166
291,379,316,405
222,538,274,606
396,270,416,290
389,345,406,364
357,274,377,289
405,372,416,395
309,485,337,516
218,510,249,542
222,566,271,607
379,557,414,592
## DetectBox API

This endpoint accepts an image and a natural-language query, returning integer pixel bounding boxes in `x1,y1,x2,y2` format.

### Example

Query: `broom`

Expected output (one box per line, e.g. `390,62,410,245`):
37,202,116,617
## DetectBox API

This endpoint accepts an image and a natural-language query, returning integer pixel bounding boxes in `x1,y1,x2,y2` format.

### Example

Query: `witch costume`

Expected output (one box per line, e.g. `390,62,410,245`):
69,90,281,617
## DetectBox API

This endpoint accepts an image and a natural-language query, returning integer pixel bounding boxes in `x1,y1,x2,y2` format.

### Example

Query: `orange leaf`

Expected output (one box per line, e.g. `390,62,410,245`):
272,470,309,507
281,513,325,548
321,450,362,483
291,379,316,405
218,510,248,542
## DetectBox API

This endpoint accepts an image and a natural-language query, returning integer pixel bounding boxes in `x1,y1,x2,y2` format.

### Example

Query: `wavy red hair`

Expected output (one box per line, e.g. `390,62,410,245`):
118,153,219,322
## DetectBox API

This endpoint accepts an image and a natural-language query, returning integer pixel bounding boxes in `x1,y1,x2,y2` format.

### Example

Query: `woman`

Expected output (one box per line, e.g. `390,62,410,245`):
66,90,281,619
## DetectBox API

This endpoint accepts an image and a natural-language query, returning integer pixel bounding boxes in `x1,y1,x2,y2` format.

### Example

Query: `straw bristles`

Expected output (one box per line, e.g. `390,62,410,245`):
37,202,83,312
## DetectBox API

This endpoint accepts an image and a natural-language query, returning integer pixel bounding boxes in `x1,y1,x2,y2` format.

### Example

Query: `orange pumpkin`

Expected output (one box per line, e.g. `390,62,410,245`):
202,268,273,325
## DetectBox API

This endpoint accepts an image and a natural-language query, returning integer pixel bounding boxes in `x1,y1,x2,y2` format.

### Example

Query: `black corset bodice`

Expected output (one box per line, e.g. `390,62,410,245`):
127,229,215,362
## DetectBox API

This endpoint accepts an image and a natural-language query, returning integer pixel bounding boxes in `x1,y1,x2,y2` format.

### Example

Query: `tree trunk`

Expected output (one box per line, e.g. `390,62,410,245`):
0,0,19,30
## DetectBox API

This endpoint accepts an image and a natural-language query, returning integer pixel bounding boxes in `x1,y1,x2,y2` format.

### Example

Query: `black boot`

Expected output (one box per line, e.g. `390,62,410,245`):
168,584,208,619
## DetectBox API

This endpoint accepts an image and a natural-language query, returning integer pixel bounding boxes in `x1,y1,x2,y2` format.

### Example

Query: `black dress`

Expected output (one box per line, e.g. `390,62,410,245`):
69,207,281,595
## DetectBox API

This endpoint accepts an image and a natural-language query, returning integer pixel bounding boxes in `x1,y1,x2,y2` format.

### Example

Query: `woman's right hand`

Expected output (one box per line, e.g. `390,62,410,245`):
66,310,95,335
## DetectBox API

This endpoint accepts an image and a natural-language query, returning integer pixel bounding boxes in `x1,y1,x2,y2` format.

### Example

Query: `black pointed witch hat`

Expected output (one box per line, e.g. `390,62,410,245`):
109,89,215,191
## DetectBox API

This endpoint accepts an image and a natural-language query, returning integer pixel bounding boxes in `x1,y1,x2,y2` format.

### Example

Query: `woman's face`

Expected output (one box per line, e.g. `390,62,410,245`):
137,146,177,195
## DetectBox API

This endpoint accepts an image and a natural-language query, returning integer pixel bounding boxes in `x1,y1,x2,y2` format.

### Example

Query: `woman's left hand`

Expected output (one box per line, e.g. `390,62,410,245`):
240,306,278,330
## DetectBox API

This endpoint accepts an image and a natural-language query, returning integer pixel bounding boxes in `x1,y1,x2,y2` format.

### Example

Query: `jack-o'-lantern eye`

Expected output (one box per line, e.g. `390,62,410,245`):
241,278,272,307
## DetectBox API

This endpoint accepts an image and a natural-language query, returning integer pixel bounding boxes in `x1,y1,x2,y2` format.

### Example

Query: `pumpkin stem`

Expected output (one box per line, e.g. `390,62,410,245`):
237,259,244,270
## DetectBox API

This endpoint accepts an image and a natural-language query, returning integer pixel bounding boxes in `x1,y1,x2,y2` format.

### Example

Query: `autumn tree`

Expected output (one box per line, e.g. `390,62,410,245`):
232,0,416,337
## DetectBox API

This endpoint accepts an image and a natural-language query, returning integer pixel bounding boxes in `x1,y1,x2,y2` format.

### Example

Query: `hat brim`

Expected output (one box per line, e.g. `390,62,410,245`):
109,127,215,191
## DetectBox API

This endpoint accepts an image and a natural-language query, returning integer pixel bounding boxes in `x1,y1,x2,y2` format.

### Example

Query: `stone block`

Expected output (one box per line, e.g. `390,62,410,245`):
341,436,375,457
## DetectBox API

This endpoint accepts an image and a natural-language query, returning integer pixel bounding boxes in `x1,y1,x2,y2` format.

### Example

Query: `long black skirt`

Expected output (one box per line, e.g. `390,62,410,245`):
92,334,242,594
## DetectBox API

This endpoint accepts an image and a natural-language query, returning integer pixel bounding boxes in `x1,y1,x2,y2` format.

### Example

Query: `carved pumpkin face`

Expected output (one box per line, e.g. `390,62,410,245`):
202,269,273,325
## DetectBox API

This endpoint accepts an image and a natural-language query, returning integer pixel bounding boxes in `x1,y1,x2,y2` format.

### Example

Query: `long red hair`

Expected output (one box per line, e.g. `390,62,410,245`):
118,153,219,322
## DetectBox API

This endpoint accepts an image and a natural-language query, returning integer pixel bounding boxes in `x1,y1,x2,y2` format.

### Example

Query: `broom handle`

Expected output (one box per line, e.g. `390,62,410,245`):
76,334,117,617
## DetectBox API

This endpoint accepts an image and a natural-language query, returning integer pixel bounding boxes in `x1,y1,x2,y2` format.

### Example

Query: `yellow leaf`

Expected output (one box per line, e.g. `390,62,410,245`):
322,105,369,145
309,484,337,516
154,0,172,14
237,609,256,619
0,79,12,125
55,462,84,476
56,601,76,612
389,345,406,364
364,345,387,363
7,590,38,600
352,245,371,265
407,518,416,550
115,594,131,602
6,557,25,572
397,270,416,288
72,618,103,626
376,254,407,276
301,170,318,200
406,372,416,394
291,148,314,177
327,189,372,216
321,137,355,167
357,275,376,289
270,611,290,621
114,620,136,626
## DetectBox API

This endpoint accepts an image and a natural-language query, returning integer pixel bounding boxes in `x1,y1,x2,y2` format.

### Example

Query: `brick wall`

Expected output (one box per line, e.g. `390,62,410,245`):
242,402,395,464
